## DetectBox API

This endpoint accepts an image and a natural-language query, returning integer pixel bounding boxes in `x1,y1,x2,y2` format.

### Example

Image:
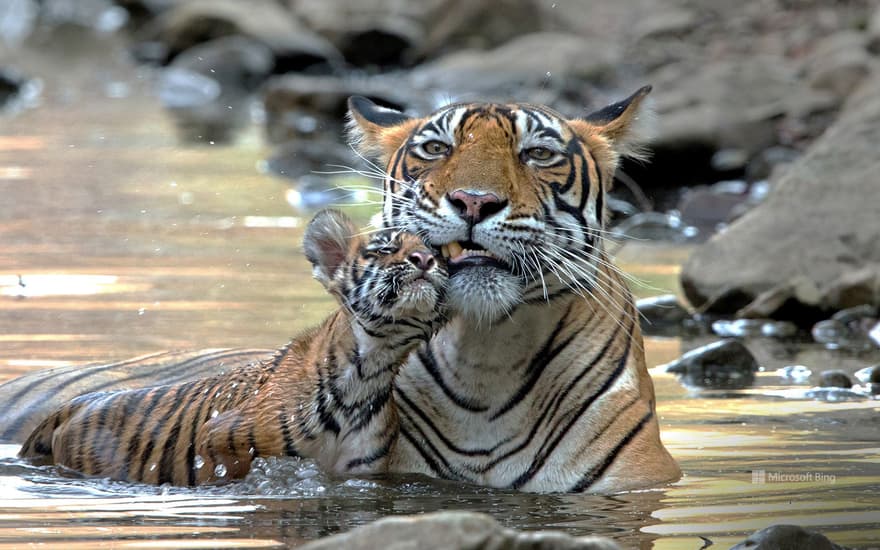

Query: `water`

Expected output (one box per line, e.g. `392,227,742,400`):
1,30,879,549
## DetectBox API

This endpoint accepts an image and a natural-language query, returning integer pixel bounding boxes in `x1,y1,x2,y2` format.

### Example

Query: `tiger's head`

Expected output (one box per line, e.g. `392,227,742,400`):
346,88,652,323
303,209,448,329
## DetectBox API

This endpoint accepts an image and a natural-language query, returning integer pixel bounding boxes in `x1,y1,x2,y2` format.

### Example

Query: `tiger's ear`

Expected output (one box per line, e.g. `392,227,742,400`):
303,209,361,287
346,96,419,164
570,85,654,160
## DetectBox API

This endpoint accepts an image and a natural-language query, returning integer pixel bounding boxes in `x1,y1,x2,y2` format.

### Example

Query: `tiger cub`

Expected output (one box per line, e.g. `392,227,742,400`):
19,209,447,485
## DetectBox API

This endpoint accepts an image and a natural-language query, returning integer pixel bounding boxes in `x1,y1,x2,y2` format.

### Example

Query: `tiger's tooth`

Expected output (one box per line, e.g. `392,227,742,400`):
441,244,449,258
447,241,463,258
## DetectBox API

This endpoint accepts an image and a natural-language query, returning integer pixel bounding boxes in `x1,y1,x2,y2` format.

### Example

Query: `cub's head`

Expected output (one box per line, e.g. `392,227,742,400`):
303,209,447,328
346,88,652,323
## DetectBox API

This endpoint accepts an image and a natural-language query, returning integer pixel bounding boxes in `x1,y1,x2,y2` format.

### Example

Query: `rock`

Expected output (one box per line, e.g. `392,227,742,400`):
661,339,758,389
633,9,697,41
711,318,764,338
636,294,691,335
807,31,872,102
0,67,40,114
805,387,868,402
871,322,880,348
612,212,698,242
143,0,342,70
818,369,853,389
157,35,275,142
730,524,845,550
676,182,755,233
869,6,880,53
0,0,38,47
299,511,621,550
681,72,880,320
777,365,812,383
408,32,621,107
262,74,415,144
649,56,837,158
710,318,798,339
290,0,543,67
854,364,880,384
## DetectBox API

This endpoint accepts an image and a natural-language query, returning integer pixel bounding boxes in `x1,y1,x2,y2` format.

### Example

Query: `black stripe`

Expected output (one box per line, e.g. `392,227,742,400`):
490,303,576,421
417,345,488,413
137,388,183,481
396,386,493,457
510,312,633,489
185,378,225,485
570,410,653,492
345,431,397,470
278,408,299,456
118,388,165,481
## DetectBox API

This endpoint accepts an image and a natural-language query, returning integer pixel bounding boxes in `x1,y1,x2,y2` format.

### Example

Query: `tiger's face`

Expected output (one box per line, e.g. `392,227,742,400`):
347,88,651,323
303,209,447,327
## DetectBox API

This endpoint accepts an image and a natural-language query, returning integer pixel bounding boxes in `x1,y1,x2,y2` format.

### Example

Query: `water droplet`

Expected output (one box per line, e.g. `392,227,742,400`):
194,455,205,469
211,410,219,418
149,463,157,471
137,308,145,315
248,447,255,456
227,393,232,399
214,463,227,477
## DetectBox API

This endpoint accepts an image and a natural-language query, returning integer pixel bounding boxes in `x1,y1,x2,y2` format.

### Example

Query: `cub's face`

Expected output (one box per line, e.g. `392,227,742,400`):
303,209,447,326
352,228,448,321
347,89,651,323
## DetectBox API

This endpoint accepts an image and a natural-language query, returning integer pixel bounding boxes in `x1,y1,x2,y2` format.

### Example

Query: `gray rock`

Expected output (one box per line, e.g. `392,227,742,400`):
636,294,692,335
408,32,620,107
818,369,853,389
661,339,758,390
807,31,873,102
262,74,414,144
871,322,880,348
777,365,812,383
866,6,880,54
299,511,621,550
158,36,274,143
289,0,541,67
612,212,698,242
730,524,845,550
649,56,837,157
143,0,342,69
711,318,764,338
681,72,880,319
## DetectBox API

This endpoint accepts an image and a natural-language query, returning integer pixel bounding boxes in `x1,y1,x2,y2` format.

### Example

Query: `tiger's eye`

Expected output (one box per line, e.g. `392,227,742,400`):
423,141,450,156
526,147,554,161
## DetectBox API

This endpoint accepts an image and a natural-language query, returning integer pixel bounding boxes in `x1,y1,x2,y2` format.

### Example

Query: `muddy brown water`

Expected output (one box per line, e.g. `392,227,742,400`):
1,33,879,549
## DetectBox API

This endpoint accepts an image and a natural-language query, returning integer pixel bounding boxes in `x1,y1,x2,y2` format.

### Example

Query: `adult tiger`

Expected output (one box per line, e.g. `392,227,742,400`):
19,210,448,485
344,86,680,492
9,88,680,492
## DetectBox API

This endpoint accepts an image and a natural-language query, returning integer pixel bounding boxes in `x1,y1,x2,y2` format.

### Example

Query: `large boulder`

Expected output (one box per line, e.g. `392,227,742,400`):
681,72,880,320
299,511,620,550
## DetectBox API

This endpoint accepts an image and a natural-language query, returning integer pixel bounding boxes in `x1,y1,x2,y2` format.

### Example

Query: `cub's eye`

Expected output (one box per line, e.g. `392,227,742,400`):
525,147,554,162
420,140,450,157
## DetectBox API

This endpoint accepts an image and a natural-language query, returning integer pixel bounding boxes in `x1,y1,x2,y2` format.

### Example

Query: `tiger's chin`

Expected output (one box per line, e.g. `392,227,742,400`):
446,267,523,325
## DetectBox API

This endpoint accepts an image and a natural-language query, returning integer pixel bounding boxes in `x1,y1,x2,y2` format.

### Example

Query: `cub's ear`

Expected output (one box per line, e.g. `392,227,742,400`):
570,85,654,160
303,209,361,287
346,96,419,164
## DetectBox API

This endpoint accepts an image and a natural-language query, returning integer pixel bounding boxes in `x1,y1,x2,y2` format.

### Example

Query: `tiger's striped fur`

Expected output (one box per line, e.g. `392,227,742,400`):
18,210,447,485
344,88,681,492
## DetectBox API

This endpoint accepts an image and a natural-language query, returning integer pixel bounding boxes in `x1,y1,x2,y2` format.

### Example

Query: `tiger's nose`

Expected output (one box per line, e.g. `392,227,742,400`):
447,189,507,224
407,249,436,271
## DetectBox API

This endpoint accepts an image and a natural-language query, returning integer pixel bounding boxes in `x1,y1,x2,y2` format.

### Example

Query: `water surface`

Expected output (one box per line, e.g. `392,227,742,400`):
1,31,878,549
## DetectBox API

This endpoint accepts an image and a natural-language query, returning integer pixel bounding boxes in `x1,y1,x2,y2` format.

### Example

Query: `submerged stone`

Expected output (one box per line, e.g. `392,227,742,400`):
818,370,853,389
661,339,758,389
636,294,692,336
730,524,845,550
299,511,621,550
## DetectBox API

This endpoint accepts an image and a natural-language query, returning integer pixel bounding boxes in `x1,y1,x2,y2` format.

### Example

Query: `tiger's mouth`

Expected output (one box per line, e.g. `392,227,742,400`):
439,240,510,274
